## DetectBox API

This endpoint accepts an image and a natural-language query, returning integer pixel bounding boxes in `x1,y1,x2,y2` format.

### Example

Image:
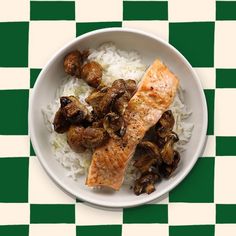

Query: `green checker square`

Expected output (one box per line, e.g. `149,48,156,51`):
123,1,168,20
216,69,236,88
0,90,29,135
204,89,215,135
216,204,236,223
30,1,75,21
123,204,168,223
0,225,29,236
0,158,28,202
169,158,214,202
216,1,236,20
0,22,28,67
169,225,214,236
76,225,122,236
30,204,75,223
216,136,236,156
30,69,41,88
76,22,122,36
169,22,214,67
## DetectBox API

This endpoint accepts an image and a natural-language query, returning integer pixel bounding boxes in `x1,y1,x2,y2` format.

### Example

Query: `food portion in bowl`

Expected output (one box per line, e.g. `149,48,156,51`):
43,43,193,195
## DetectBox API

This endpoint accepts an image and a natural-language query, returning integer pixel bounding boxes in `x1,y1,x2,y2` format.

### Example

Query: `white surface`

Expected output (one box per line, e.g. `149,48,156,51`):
29,28,207,208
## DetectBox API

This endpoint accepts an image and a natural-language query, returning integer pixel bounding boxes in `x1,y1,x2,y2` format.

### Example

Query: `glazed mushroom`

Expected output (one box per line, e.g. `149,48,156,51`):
138,141,162,165
81,61,103,88
156,110,175,138
103,112,125,138
64,50,82,77
99,79,126,116
113,79,137,115
85,87,108,116
81,127,108,149
60,96,89,124
67,125,86,153
161,132,179,165
53,109,70,133
160,150,180,178
133,173,159,195
133,154,158,174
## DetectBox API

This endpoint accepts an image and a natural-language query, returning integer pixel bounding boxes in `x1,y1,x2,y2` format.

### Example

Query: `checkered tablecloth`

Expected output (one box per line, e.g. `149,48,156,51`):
0,0,236,235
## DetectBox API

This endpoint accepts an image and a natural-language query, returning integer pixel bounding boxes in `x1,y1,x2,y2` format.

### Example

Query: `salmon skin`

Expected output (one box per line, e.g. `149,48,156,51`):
86,59,179,190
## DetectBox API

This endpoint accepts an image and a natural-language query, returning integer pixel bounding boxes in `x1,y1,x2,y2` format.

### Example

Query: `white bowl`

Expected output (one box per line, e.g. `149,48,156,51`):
29,28,207,208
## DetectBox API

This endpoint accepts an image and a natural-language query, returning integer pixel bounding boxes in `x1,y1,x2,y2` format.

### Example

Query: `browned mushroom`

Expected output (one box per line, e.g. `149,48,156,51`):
103,112,125,138
160,151,180,178
125,79,137,95
85,87,108,116
64,50,82,77
113,80,137,115
133,173,159,195
81,61,103,88
60,96,89,124
138,141,162,165
160,132,179,164
81,127,108,149
99,79,126,116
53,109,70,133
67,125,86,153
133,154,158,174
156,110,175,138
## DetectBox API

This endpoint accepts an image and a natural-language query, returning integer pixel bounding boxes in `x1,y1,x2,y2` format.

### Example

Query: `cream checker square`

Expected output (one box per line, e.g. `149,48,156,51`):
76,0,122,22
215,158,236,203
76,203,122,225
215,21,236,68
169,203,215,225
29,21,75,68
123,21,168,42
215,89,236,136
215,225,236,236
0,0,29,21
122,224,168,236
0,135,29,157
30,224,75,236
195,68,215,89
0,203,29,224
29,156,75,204
168,0,215,22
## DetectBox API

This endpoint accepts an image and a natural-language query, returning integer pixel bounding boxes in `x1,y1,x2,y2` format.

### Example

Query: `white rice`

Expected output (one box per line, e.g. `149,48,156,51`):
42,42,193,182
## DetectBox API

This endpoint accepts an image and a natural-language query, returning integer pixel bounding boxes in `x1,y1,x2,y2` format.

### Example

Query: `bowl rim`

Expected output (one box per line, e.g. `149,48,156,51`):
29,27,208,208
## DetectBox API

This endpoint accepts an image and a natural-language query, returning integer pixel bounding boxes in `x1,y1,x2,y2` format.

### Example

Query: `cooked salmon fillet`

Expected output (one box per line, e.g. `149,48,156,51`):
86,59,179,190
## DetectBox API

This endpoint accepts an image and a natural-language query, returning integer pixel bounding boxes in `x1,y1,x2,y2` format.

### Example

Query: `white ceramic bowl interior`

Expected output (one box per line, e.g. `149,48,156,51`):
29,28,207,208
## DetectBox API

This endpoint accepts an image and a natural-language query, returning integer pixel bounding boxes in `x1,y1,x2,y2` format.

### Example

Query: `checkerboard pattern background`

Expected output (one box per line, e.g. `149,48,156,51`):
0,0,236,235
